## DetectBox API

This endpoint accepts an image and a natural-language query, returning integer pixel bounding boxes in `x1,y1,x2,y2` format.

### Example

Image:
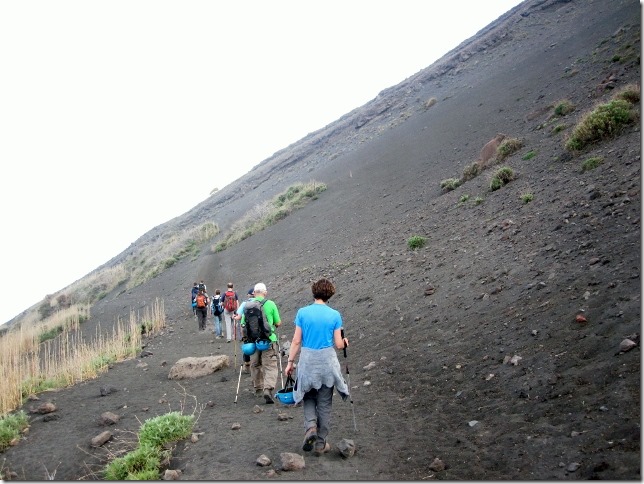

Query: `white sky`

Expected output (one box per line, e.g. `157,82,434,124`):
0,0,523,325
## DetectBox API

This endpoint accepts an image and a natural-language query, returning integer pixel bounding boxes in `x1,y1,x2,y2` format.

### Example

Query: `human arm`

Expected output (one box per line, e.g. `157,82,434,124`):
284,325,302,376
334,328,348,349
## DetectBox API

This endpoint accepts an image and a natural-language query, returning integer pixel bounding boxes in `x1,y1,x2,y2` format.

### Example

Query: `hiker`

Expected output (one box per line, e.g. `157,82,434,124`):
222,282,239,343
234,288,255,373
191,282,199,316
241,282,281,404
210,289,224,338
284,278,349,456
194,289,209,331
198,280,207,293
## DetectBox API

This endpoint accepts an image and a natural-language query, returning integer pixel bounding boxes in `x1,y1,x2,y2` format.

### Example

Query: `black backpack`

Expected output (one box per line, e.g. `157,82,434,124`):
243,299,270,342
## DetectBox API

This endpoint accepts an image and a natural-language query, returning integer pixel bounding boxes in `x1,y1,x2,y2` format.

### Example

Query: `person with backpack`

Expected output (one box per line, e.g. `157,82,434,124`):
241,282,281,404
210,289,224,338
222,282,239,343
235,288,255,373
191,282,199,317
198,280,207,293
284,278,349,456
194,289,209,331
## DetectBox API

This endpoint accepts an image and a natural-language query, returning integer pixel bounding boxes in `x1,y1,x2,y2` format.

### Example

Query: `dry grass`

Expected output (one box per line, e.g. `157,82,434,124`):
0,299,165,416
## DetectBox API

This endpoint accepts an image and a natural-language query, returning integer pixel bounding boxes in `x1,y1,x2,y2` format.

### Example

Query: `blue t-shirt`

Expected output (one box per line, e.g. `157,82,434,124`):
294,303,342,350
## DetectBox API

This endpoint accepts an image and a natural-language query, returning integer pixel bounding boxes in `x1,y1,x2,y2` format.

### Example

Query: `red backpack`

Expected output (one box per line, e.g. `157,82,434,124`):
196,294,207,308
223,291,236,312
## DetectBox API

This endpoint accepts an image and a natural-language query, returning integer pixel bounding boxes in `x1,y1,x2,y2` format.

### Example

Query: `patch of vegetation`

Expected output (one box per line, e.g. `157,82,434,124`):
461,162,481,182
497,138,524,161
554,99,575,116
522,150,536,161
520,192,534,203
39,325,64,343
474,196,484,205
213,181,327,253
103,411,194,480
0,411,29,452
613,83,640,104
490,166,516,191
440,178,461,192
565,98,638,151
407,235,427,250
459,194,470,204
581,156,604,172
551,124,567,134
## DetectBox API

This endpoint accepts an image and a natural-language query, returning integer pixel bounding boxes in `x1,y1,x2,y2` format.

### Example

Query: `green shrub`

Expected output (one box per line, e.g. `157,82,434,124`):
104,443,162,480
0,411,29,452
613,83,640,104
554,99,575,116
522,150,536,160
39,325,64,343
551,124,567,134
521,192,534,203
440,178,461,192
565,99,637,151
138,412,194,448
581,156,603,172
490,166,515,191
407,236,427,250
497,138,524,161
474,196,484,205
459,194,470,203
461,162,481,181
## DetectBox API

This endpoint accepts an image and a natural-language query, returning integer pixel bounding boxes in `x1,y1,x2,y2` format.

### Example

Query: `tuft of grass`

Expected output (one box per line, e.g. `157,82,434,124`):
440,178,461,192
474,196,484,205
551,124,567,134
490,166,516,191
565,99,637,151
581,156,604,172
497,138,524,161
613,83,640,104
459,194,470,204
407,235,427,250
554,99,575,116
0,411,29,452
138,412,195,449
104,443,163,480
461,162,481,181
522,150,537,161
521,192,534,203
213,181,326,253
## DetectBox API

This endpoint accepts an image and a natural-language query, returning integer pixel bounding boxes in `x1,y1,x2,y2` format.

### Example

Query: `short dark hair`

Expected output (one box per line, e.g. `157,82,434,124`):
312,278,335,302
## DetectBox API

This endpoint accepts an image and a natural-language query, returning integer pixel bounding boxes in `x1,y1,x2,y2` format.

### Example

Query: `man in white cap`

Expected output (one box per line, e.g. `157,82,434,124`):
241,282,282,404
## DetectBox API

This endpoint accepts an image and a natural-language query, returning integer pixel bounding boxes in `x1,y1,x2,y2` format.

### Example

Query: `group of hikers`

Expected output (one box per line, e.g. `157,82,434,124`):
189,278,351,456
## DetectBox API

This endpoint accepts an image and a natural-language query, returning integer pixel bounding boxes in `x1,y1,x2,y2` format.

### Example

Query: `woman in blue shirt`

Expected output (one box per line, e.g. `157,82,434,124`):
285,278,349,456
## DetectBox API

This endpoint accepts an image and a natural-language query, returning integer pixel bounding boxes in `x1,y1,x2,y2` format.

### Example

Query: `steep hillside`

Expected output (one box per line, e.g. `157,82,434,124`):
2,0,640,480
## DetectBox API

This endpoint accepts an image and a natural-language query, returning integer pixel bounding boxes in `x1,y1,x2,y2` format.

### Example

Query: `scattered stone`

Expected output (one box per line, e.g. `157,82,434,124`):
26,394,39,401
277,412,290,421
363,381,371,386
619,339,637,352
509,355,522,366
159,398,168,404
428,457,446,472
91,431,112,447
567,462,581,472
136,362,148,369
599,405,609,412
336,438,356,458
100,412,120,425
485,373,495,381
33,402,56,414
266,469,277,477
571,431,581,437
576,314,587,323
253,405,263,414
139,350,153,358
280,452,305,471
503,355,511,365
161,361,167,367
142,407,149,412
163,469,182,480
589,257,601,265
363,361,376,371
167,355,230,380
191,433,199,443
468,420,479,427
424,285,436,296
43,414,60,422
206,401,215,408
256,454,272,466
100,386,118,397
231,422,241,430
531,330,538,336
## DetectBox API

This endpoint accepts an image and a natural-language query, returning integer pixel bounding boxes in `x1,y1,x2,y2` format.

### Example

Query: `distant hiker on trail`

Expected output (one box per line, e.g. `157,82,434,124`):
195,289,209,331
210,289,224,338
284,278,349,456
241,282,281,404
222,282,239,343
191,282,199,316
198,280,207,293
235,288,255,373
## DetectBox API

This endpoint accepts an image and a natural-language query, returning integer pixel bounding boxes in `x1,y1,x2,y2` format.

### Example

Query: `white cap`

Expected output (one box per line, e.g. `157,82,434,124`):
254,282,267,293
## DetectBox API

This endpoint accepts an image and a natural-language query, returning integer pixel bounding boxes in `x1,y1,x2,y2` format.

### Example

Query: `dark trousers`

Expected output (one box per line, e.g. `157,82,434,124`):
196,307,208,330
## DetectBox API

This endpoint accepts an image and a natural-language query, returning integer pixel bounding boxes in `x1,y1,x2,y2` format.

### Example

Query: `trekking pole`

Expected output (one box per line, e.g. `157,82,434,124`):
234,363,243,403
233,316,238,369
275,329,284,389
341,329,357,432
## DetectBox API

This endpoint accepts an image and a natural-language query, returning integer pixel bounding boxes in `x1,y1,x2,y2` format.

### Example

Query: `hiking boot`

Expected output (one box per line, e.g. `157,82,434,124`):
302,428,317,452
314,442,331,456
263,389,274,404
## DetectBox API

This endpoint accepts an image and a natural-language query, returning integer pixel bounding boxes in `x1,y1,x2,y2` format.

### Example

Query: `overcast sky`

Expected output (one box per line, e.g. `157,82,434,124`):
0,0,523,325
